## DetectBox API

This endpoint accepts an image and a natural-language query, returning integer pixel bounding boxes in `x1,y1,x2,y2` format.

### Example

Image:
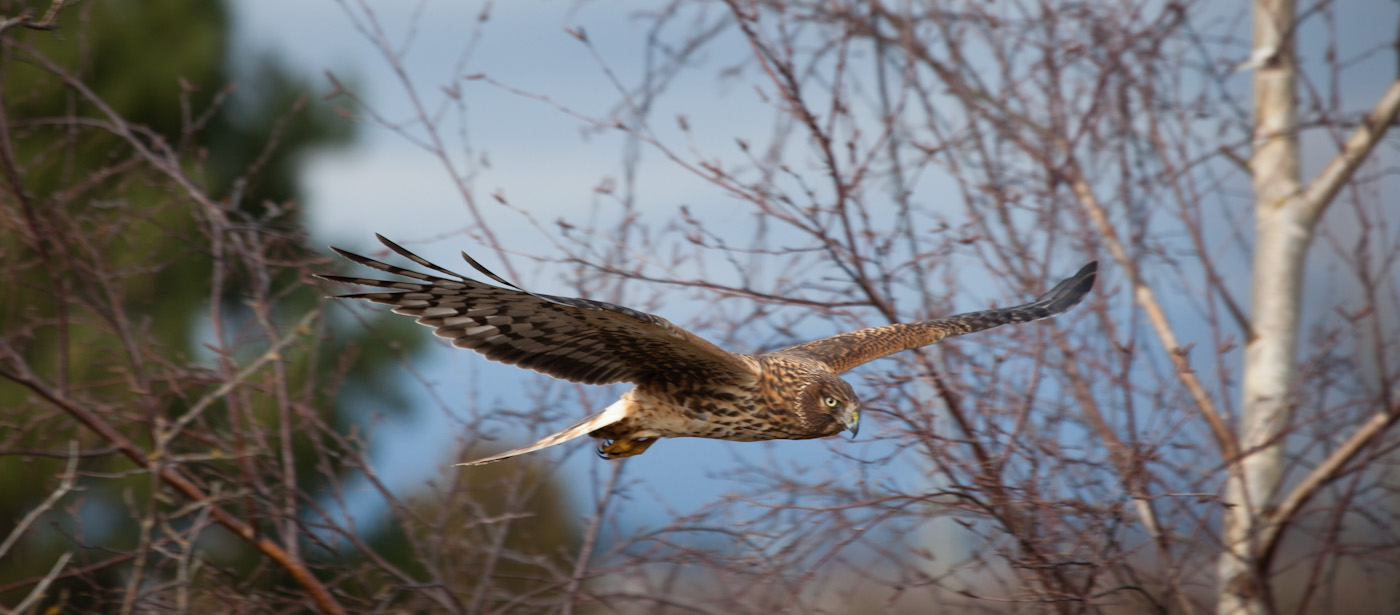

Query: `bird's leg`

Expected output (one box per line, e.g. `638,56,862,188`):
596,437,658,459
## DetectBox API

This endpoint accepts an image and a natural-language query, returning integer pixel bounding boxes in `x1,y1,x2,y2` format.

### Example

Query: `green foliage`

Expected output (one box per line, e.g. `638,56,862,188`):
0,1,580,611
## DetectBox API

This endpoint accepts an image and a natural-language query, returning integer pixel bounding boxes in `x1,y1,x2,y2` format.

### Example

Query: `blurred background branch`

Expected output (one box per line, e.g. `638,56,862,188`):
2,1,1397,614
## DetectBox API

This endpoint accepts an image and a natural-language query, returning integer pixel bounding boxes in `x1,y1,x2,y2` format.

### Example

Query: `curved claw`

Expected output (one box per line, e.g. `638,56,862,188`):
595,439,616,459
597,437,659,460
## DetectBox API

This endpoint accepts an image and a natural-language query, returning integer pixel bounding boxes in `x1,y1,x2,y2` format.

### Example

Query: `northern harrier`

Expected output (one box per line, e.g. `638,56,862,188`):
319,236,1097,465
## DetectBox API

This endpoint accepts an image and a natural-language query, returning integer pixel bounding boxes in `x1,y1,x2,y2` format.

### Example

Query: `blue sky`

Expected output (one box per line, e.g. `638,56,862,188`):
231,0,885,531
228,0,1400,540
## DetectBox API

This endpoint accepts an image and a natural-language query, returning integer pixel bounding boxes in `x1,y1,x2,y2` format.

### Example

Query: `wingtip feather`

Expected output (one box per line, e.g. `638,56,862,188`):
1040,260,1098,312
459,250,523,291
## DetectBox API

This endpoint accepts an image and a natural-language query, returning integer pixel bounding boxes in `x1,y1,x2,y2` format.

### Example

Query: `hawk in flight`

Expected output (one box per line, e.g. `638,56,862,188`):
320,236,1097,466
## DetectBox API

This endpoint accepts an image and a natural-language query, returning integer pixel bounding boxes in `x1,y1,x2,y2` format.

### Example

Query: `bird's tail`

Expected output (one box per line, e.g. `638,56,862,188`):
456,398,631,466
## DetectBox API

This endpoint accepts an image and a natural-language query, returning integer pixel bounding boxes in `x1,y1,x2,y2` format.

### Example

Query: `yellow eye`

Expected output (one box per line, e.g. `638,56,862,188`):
823,396,839,407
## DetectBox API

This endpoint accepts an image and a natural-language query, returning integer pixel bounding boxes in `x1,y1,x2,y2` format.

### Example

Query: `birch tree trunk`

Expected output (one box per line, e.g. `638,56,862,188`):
1218,1,1301,614
1215,0,1400,611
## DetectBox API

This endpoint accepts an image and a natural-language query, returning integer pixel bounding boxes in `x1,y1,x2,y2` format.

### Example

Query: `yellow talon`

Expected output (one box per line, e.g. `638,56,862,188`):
597,437,658,459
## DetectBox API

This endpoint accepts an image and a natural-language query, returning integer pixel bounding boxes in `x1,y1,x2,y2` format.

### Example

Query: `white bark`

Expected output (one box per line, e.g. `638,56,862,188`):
1219,1,1300,613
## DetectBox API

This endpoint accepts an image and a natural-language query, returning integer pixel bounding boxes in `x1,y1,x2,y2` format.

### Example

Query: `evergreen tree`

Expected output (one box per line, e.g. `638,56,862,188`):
0,2,579,611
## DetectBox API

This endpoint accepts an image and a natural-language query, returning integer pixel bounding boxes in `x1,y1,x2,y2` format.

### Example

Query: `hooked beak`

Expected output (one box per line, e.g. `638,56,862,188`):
843,409,860,438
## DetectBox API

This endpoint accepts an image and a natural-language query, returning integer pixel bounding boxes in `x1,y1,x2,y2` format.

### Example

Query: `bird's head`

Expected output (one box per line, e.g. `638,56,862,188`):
799,373,861,438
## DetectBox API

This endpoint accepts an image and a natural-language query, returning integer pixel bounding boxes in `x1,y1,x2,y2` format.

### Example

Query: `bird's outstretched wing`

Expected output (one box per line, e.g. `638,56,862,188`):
777,262,1098,374
318,235,758,386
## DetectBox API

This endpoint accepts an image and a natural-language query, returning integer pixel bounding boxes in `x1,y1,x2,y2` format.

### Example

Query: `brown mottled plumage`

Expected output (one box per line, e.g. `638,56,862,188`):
318,235,1098,465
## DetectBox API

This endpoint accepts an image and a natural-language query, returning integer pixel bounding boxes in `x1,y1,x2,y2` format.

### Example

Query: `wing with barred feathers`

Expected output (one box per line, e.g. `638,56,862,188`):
317,234,759,386
776,262,1097,374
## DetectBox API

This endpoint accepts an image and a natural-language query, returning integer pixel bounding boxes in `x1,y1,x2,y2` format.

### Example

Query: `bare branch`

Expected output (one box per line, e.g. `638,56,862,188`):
1298,77,1400,225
